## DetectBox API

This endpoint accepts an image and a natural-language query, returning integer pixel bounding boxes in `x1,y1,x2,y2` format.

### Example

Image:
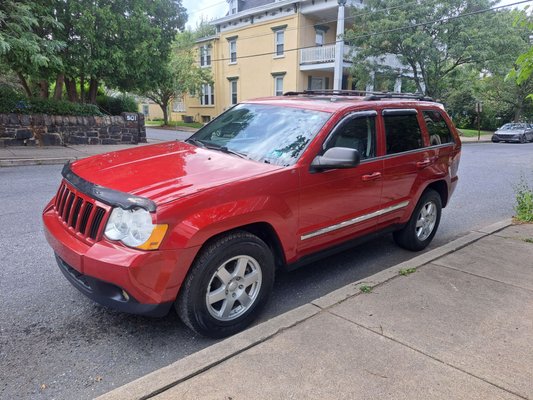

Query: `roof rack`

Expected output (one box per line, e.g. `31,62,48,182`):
283,90,434,102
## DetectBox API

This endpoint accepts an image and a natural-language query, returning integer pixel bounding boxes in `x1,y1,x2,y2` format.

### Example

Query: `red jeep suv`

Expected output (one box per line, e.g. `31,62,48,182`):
43,91,461,337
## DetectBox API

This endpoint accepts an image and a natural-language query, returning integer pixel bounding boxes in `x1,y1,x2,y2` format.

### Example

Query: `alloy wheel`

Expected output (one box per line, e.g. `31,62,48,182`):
205,255,263,321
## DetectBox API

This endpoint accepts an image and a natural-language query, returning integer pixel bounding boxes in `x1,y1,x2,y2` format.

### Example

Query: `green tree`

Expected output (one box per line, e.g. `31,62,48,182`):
138,31,212,125
346,1,524,98
0,0,64,97
58,0,187,104
2,0,187,103
509,9,533,85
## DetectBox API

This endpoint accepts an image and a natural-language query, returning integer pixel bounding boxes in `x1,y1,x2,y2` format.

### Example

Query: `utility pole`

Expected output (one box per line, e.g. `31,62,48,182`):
333,0,347,91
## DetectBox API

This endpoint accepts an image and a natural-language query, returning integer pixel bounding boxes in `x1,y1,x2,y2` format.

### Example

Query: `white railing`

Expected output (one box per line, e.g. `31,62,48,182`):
300,44,354,64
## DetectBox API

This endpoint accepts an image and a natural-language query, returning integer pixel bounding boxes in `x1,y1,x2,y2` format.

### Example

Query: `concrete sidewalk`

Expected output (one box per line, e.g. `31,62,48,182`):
97,220,533,400
0,143,154,167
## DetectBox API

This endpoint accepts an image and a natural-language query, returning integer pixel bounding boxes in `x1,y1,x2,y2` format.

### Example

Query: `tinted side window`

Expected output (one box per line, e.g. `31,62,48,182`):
384,112,423,154
326,116,376,160
423,110,454,145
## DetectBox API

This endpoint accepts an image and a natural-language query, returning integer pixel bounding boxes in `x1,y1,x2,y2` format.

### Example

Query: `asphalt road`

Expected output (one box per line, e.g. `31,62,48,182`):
1,142,532,400
145,127,192,142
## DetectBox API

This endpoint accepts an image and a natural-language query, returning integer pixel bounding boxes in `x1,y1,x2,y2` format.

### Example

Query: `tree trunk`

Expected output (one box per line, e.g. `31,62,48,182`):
162,101,169,126
80,75,85,103
88,78,98,104
17,72,33,97
65,78,78,102
39,80,49,99
514,105,523,122
54,74,65,100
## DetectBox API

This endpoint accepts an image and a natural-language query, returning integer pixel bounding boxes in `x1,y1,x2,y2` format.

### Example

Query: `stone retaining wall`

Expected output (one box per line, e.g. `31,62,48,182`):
0,112,146,146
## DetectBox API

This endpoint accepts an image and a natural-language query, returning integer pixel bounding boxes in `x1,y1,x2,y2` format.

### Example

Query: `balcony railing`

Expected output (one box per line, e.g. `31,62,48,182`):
300,44,354,65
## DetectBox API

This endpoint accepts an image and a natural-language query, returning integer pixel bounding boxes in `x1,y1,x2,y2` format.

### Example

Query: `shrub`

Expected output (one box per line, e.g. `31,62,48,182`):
0,86,102,116
97,94,138,115
515,177,533,222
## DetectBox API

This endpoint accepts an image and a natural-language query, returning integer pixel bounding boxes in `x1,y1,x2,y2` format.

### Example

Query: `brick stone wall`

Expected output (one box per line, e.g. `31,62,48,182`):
0,112,147,146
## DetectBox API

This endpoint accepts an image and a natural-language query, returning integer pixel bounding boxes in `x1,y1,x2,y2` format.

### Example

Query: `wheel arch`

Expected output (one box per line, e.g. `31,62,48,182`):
425,180,449,208
188,222,287,272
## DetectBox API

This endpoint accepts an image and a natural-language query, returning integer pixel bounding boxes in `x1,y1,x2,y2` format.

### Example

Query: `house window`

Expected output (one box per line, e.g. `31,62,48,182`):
229,0,237,14
200,84,214,106
200,45,211,67
315,30,324,46
142,105,149,116
275,30,284,56
230,80,238,105
173,97,186,112
274,76,284,96
229,39,237,63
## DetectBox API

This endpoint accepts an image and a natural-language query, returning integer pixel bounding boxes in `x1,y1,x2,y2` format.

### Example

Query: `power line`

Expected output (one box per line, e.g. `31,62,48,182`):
206,0,532,63
187,0,226,17
207,1,424,43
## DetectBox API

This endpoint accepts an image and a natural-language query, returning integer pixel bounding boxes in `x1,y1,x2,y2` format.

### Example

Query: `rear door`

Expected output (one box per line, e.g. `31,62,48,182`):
378,108,435,225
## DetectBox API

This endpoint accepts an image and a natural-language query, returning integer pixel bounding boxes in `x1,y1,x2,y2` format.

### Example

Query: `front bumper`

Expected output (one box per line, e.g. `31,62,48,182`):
43,202,200,315
55,254,173,316
492,134,521,142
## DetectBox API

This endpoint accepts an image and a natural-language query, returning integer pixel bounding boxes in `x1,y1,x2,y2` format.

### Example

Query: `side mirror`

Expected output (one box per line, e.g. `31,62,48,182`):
311,147,361,171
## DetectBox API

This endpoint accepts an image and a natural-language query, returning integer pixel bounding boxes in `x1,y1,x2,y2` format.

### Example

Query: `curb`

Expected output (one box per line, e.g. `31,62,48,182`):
0,157,76,167
96,218,513,400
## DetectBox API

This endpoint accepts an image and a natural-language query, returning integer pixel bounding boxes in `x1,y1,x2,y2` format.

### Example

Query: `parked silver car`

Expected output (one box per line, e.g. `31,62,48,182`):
492,123,533,143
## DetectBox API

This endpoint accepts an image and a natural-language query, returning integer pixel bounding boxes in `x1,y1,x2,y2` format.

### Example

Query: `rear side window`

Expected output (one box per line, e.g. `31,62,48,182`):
384,111,424,155
423,110,454,145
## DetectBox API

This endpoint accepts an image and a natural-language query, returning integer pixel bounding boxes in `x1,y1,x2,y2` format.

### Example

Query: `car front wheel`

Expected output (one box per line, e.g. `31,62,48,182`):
176,231,275,338
520,134,526,144
393,189,442,251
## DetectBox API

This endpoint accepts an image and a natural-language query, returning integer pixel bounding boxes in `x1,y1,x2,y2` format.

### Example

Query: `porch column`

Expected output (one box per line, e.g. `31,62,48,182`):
333,0,346,91
394,75,402,93
366,71,375,92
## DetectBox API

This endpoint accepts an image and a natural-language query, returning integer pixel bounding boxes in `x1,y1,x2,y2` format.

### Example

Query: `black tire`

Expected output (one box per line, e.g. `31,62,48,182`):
520,134,526,144
393,189,442,251
176,231,275,338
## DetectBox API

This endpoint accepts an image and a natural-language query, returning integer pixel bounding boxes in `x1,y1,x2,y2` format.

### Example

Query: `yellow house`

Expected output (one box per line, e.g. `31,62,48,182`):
171,0,409,123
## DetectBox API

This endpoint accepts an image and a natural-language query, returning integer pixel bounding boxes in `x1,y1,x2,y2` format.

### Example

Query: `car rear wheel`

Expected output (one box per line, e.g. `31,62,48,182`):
176,231,275,338
393,189,442,251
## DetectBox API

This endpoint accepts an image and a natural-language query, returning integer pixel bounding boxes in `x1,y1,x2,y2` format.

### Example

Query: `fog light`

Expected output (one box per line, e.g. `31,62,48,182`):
122,290,130,301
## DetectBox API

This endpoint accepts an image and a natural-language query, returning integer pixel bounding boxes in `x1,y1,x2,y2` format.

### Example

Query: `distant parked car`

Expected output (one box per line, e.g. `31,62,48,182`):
492,123,533,143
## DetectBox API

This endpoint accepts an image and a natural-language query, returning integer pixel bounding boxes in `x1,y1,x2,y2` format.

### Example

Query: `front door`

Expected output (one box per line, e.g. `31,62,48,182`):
298,111,383,255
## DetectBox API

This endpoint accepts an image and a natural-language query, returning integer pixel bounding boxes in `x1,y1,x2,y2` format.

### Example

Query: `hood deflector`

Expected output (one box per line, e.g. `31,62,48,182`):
61,163,156,212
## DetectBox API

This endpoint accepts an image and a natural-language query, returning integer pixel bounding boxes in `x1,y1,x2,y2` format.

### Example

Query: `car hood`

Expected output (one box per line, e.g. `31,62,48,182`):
69,141,282,205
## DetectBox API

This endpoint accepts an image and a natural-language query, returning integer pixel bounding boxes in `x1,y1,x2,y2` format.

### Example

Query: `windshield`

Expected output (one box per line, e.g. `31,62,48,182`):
188,104,331,166
500,123,526,130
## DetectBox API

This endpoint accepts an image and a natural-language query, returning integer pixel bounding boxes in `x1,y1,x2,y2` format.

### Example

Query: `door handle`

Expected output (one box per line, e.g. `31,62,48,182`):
362,172,382,181
416,157,437,169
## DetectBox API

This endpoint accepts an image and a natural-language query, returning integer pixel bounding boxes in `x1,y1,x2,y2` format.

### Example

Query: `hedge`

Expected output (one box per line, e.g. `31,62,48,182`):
0,86,103,116
97,94,138,116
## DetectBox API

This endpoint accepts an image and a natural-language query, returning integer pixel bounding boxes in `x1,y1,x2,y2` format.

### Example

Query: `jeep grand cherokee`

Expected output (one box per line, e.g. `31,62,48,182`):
43,91,461,338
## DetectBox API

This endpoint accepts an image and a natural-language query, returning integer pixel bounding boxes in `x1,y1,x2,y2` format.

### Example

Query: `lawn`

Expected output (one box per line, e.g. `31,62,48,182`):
458,128,494,137
145,120,204,129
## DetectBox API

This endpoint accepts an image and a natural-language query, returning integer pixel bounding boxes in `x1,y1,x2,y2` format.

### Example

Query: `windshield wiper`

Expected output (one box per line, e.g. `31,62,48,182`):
204,143,248,159
185,138,206,148
186,139,248,159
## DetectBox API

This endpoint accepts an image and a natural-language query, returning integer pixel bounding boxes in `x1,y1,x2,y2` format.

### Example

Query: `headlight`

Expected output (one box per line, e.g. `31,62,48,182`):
105,208,167,250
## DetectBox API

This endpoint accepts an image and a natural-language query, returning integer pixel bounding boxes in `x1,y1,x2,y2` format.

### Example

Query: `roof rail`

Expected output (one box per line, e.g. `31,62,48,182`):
283,90,434,102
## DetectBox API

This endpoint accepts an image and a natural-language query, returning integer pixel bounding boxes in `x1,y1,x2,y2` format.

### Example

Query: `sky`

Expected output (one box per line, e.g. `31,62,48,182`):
183,0,227,29
182,0,532,30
